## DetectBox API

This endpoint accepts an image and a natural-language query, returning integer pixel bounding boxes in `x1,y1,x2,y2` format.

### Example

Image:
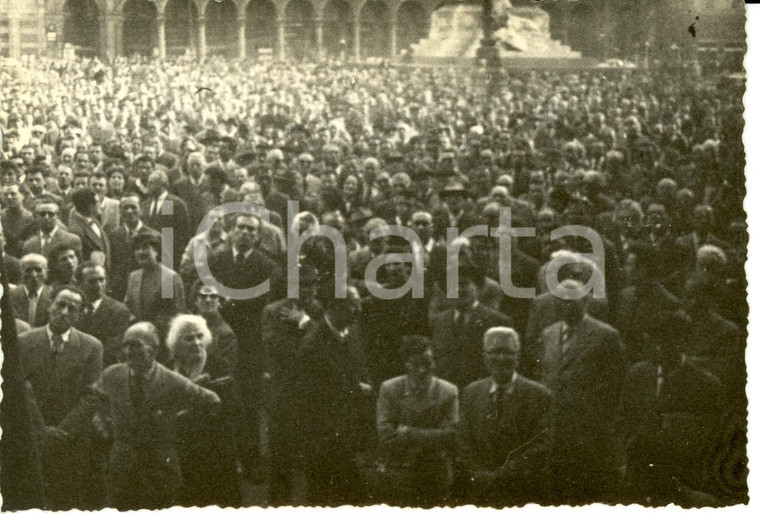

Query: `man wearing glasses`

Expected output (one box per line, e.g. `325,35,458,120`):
458,327,552,506
22,198,82,260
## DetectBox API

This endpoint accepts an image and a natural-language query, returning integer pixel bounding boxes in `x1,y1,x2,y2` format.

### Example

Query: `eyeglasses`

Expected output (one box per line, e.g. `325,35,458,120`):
198,292,220,300
37,211,57,217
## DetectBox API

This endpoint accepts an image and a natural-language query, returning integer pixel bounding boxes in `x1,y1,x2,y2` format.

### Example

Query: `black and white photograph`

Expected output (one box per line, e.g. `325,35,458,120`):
0,0,752,510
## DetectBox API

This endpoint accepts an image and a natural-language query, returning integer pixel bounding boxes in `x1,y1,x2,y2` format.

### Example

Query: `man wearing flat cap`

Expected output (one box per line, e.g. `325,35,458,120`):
458,327,552,505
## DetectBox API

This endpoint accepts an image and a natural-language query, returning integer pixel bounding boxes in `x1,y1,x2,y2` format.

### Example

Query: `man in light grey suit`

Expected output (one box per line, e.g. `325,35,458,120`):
64,322,220,509
19,285,103,509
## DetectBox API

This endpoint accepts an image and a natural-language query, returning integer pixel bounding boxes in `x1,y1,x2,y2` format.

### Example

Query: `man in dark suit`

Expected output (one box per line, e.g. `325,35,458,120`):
10,253,52,327
674,205,728,273
141,169,191,270
205,213,284,478
74,261,133,366
62,322,220,510
360,243,431,387
261,266,320,505
1,183,35,257
106,194,158,301
682,276,745,408
430,265,513,390
171,151,209,231
294,284,373,506
538,279,626,504
68,188,110,269
22,198,82,260
618,311,725,506
459,327,552,506
19,285,103,509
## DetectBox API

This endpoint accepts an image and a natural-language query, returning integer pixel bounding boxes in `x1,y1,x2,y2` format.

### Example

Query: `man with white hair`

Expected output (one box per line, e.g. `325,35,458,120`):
10,253,52,326
63,322,220,510
167,314,214,382
459,327,552,505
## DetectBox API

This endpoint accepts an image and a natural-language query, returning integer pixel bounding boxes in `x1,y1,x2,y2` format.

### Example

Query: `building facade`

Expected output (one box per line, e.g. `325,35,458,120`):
0,0,746,65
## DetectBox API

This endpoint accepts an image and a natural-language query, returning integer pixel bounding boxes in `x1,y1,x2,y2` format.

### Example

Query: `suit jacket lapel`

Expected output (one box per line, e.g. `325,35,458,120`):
559,318,594,371
57,330,80,373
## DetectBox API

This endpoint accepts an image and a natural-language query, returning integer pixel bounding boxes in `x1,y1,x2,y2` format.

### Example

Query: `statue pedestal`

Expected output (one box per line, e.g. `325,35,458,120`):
412,5,581,60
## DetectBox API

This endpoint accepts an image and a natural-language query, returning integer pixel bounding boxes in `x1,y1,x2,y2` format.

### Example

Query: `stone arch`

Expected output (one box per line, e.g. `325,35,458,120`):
246,0,278,58
62,0,101,56
360,0,389,58
165,0,199,56
122,0,158,56
205,0,239,57
396,0,428,55
322,0,352,58
284,0,316,61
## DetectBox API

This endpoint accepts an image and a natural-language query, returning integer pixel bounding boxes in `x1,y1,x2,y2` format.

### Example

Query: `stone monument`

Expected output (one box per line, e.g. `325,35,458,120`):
412,0,580,60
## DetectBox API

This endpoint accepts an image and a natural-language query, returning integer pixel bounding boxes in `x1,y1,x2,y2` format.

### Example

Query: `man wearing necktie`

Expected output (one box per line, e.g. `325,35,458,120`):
69,188,110,269
10,253,52,327
295,285,373,506
617,311,725,505
459,327,552,506
431,262,513,390
538,279,626,504
105,194,158,301
62,322,220,510
18,285,103,509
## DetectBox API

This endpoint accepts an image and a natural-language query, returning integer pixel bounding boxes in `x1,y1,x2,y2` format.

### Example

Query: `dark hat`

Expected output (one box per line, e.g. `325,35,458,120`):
235,151,258,167
439,180,468,197
273,167,297,184
198,130,221,146
205,165,228,184
64,116,81,129
105,143,127,161
348,206,374,225
132,232,161,252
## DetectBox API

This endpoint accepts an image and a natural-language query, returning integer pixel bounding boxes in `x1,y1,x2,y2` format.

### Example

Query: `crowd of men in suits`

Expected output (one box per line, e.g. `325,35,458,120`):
0,55,748,508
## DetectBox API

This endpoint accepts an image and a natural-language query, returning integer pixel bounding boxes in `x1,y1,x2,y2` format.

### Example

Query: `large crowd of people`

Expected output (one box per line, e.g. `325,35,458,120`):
0,53,749,508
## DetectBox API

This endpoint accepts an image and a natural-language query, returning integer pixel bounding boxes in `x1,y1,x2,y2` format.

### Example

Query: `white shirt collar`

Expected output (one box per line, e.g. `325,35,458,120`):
232,247,253,260
25,285,44,298
489,372,517,395
91,297,103,311
324,314,349,339
41,225,58,239
46,325,71,347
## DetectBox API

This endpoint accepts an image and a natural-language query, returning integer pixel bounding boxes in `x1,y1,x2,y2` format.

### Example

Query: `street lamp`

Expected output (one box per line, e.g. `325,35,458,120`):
477,0,503,98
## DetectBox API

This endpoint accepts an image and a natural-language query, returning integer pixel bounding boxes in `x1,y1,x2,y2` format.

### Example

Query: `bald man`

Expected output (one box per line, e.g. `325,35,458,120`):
458,327,552,506
63,322,220,509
